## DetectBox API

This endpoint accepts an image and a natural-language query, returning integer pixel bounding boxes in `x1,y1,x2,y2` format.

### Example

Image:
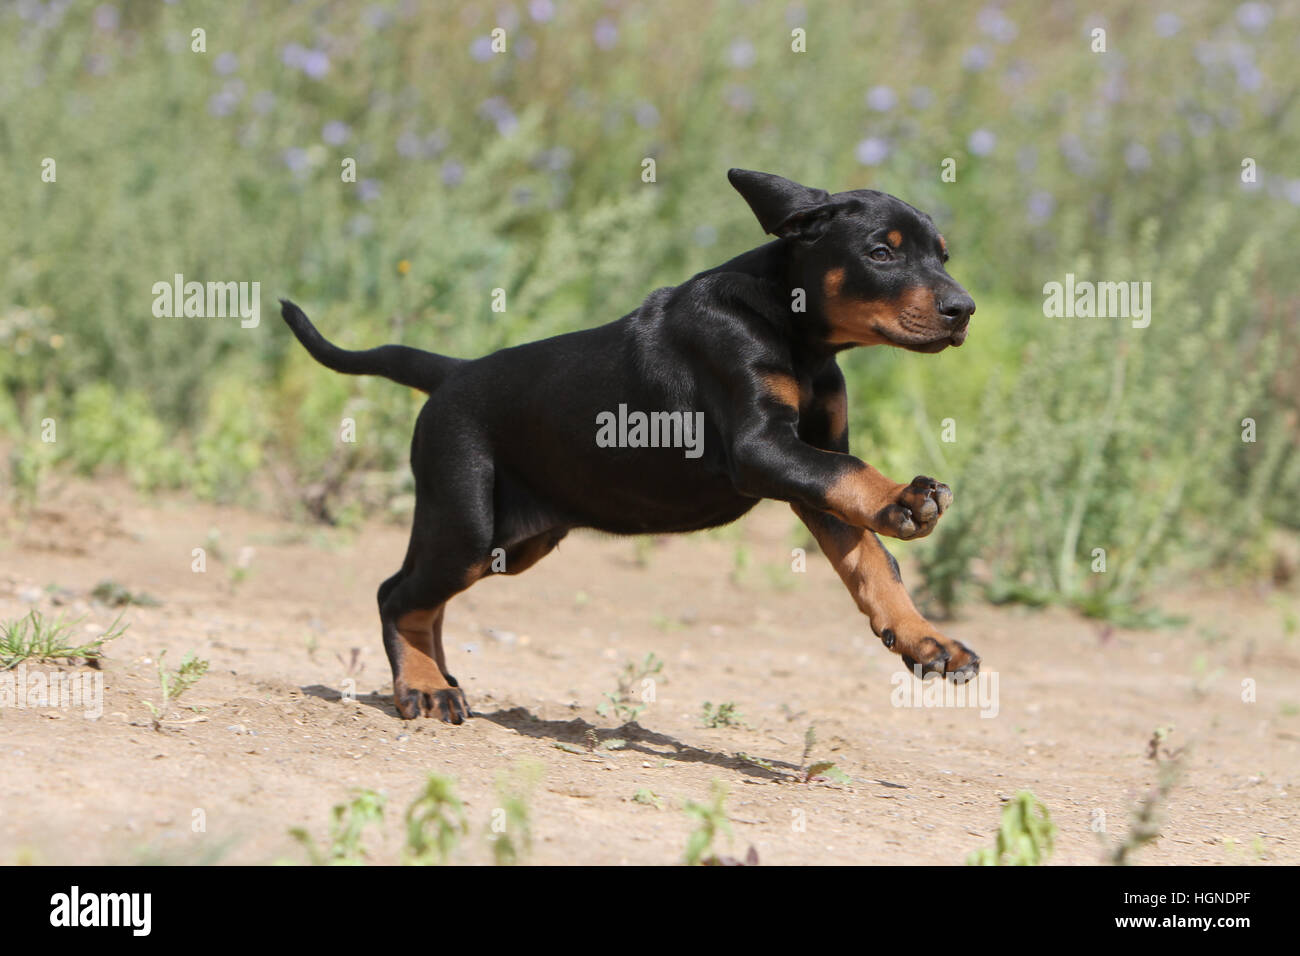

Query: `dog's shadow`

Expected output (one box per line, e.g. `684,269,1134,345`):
301,683,390,710
299,685,794,781
480,707,799,781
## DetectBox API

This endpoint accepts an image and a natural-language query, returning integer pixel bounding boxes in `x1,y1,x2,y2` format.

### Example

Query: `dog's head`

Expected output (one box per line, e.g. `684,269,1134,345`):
728,168,974,352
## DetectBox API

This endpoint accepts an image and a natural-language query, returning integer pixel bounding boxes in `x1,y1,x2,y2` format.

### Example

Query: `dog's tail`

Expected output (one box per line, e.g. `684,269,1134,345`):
280,299,463,393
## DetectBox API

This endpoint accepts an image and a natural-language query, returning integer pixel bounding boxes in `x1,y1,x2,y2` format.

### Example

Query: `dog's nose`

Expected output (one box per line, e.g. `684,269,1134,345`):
938,292,975,328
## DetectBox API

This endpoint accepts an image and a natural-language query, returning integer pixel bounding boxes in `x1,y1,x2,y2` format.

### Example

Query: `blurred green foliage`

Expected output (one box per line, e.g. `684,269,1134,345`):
1,1,1296,614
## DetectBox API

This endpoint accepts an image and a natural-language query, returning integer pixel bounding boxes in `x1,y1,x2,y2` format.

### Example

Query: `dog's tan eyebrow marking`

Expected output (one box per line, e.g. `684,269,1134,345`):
886,230,903,249
938,235,947,254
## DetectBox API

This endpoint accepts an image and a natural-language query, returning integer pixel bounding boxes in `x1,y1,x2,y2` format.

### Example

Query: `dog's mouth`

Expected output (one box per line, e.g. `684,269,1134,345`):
882,315,968,352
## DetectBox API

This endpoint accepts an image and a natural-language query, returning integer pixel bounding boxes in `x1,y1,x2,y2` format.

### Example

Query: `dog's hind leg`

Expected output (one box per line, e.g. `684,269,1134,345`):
384,599,466,721
380,452,496,722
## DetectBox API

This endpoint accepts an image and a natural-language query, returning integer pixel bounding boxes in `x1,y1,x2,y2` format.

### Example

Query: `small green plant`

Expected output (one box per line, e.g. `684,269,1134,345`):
682,780,733,866
801,723,818,765
403,773,468,866
800,760,851,784
290,789,387,865
632,788,664,809
1106,729,1187,865
91,580,160,608
1145,725,1175,759
0,611,125,669
228,546,257,590
780,703,807,722
488,761,543,866
144,650,210,729
795,724,851,784
336,647,364,679
596,652,663,724
966,790,1057,866
700,700,746,728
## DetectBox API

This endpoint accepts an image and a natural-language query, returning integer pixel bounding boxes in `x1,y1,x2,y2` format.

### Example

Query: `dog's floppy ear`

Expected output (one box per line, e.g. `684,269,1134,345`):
727,168,839,241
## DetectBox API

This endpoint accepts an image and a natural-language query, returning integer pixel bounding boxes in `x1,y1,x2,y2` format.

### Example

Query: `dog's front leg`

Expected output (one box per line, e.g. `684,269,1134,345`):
776,365,976,678
728,417,950,541
793,505,979,679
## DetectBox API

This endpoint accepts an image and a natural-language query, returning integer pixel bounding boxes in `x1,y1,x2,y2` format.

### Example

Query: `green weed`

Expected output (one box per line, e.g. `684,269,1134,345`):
0,611,126,669
966,791,1057,866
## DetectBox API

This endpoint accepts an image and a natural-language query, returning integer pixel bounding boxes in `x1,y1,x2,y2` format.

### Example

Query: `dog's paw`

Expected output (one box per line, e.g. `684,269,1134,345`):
875,475,951,540
879,624,979,681
394,680,471,723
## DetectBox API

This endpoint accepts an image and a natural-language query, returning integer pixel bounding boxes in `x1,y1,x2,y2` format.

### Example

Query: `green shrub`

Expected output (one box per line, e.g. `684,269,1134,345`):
919,208,1290,619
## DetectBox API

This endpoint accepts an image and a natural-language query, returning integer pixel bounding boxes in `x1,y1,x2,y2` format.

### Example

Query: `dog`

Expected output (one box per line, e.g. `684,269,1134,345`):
282,168,979,722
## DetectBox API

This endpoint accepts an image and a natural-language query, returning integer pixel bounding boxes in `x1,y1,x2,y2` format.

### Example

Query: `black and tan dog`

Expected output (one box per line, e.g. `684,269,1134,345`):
282,169,979,722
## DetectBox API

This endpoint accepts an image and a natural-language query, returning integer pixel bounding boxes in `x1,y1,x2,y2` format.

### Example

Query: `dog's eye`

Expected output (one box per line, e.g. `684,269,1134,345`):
868,246,892,262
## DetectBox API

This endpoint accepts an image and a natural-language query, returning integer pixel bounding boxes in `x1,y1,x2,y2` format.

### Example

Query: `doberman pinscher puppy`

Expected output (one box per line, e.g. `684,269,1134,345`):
282,169,979,722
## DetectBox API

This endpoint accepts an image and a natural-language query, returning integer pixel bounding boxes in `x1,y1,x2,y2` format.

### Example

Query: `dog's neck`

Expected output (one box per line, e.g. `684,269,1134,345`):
704,239,841,363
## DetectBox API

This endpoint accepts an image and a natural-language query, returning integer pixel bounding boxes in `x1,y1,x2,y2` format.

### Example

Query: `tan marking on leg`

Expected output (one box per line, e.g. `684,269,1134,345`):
497,531,565,576
792,504,977,674
428,605,450,675
395,608,453,690
794,504,923,625
822,388,848,442
822,463,903,528
762,372,804,411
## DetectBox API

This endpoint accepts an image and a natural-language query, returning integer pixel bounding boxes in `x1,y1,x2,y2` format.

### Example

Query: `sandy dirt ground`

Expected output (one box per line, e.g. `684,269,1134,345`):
1,478,1297,866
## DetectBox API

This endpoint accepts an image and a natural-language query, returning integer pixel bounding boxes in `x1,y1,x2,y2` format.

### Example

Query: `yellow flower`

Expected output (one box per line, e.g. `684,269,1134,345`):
49,334,64,349
397,259,411,276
